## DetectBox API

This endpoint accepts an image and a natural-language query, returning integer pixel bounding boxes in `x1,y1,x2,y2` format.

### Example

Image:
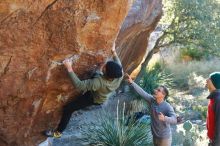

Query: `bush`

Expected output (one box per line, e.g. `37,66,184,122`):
172,121,207,146
180,46,204,61
81,102,152,146
138,62,175,95
192,105,207,121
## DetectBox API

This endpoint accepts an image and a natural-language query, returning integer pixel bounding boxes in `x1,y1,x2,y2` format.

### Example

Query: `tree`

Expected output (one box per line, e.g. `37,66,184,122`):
136,0,220,82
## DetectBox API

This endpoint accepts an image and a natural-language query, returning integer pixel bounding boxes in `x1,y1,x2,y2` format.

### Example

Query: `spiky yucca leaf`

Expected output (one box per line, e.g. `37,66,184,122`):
138,62,175,95
81,102,152,146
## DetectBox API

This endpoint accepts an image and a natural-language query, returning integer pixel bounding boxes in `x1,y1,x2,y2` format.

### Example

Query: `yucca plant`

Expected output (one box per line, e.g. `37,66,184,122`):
81,101,152,146
138,62,175,95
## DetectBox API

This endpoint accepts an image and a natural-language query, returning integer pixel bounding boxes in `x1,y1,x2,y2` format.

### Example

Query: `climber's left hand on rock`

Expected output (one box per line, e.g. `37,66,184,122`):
63,59,73,72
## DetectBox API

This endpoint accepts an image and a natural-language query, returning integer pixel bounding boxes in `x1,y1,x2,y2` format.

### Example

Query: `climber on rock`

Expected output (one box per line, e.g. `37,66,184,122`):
44,42,124,138
125,74,177,146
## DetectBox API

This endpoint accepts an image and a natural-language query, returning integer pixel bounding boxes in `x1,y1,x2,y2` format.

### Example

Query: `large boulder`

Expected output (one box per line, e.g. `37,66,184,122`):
0,0,162,145
117,0,162,73
0,0,132,145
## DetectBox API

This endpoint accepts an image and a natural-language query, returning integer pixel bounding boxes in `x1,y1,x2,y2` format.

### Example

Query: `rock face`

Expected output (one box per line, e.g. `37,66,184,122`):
0,0,162,146
0,0,132,145
117,0,162,73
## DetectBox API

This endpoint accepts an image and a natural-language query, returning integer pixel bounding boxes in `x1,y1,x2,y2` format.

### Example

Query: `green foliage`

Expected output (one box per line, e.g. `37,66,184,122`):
159,0,220,57
138,62,175,95
172,123,205,146
180,46,204,60
81,104,152,146
192,105,207,120
183,120,193,131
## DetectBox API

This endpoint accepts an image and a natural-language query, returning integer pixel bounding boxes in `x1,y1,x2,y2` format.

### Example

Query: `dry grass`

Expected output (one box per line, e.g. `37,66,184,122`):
163,56,220,89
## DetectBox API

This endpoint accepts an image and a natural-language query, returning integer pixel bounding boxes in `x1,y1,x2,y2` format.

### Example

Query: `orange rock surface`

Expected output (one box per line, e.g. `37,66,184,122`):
0,0,162,145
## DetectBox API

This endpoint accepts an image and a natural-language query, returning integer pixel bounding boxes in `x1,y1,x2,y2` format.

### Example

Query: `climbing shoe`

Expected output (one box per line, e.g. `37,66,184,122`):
43,130,62,138
53,131,62,138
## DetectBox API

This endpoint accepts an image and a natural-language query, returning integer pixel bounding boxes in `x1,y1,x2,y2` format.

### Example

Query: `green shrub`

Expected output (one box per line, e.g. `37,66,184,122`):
180,47,204,61
81,103,152,146
138,62,175,95
172,121,206,146
192,105,207,121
